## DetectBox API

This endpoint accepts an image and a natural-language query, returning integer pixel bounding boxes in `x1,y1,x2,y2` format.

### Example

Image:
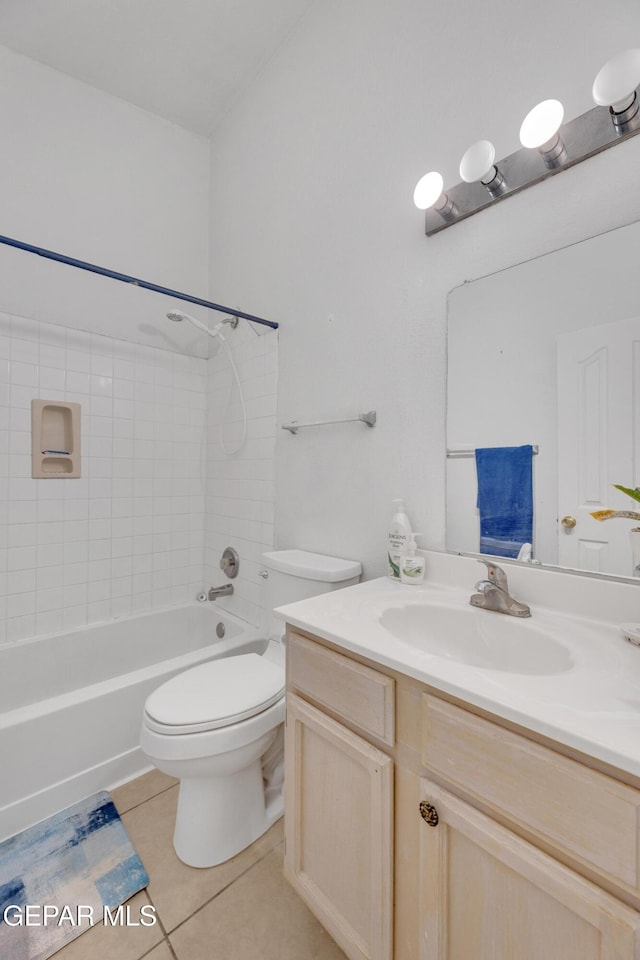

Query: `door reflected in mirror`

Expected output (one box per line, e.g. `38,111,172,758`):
446,219,640,579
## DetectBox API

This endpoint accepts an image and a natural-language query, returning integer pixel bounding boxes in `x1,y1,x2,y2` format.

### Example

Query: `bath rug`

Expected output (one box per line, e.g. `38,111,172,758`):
0,791,149,960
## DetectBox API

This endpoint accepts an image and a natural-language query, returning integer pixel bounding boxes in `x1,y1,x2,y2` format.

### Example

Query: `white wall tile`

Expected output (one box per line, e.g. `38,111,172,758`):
205,329,278,627
35,610,63,636
0,312,275,646
0,311,207,646
7,614,35,643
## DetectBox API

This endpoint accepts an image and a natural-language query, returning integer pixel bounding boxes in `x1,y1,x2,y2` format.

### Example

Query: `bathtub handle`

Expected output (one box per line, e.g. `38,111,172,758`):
219,546,240,579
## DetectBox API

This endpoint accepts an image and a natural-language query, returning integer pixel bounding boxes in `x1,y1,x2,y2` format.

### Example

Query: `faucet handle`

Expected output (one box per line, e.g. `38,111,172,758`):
477,558,509,589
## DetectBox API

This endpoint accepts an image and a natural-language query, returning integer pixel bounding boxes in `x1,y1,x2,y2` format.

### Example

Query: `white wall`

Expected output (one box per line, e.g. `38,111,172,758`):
0,45,212,357
207,0,640,580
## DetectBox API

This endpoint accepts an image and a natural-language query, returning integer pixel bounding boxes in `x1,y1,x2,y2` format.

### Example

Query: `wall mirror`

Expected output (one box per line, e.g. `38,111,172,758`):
446,218,640,580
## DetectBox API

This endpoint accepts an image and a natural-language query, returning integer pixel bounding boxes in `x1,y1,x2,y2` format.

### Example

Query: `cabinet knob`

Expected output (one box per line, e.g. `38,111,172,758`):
419,801,439,827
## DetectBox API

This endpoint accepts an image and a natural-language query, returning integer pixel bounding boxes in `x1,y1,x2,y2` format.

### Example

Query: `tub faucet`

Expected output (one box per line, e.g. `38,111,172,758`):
208,584,234,601
470,559,531,618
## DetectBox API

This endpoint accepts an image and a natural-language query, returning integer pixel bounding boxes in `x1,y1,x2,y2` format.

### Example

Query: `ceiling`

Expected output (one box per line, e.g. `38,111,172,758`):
0,0,314,137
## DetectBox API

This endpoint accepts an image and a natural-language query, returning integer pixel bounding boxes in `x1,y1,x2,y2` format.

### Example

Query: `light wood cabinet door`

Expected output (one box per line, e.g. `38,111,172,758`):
419,779,640,960
285,693,393,960
422,694,640,894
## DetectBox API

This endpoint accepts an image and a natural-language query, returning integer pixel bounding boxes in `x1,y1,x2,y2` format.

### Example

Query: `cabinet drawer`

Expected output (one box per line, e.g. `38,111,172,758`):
422,694,640,893
287,631,395,745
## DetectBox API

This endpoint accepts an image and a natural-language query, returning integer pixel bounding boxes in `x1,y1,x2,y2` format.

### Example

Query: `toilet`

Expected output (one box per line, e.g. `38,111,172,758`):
140,549,361,868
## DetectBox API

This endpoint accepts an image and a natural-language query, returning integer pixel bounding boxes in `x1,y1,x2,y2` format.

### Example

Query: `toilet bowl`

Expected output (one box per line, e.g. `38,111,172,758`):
140,649,285,868
140,549,361,868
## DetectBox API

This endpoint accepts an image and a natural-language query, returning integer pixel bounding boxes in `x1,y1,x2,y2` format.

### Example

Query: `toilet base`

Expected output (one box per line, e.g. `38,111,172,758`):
172,756,283,868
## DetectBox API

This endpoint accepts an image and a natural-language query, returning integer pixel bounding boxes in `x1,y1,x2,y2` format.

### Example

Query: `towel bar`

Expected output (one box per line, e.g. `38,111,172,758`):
282,411,377,434
447,444,539,458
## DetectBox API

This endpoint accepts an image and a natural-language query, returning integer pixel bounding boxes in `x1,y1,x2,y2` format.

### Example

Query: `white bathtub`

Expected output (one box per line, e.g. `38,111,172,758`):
0,603,267,841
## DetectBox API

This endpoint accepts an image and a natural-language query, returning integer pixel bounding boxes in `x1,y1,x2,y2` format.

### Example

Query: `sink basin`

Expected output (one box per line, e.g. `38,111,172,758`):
378,602,574,675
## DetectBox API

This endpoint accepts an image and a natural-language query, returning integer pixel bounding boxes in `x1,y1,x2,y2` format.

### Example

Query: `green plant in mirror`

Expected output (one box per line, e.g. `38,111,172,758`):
590,485,640,523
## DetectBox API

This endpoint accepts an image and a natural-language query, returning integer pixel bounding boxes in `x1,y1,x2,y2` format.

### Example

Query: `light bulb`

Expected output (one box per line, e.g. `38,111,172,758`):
459,140,496,183
413,171,458,222
593,49,640,131
459,140,507,196
593,49,640,113
519,99,567,169
519,99,564,149
413,171,445,210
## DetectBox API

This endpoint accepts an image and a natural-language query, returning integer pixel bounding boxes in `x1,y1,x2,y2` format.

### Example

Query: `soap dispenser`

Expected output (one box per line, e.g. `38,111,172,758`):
400,533,425,584
388,498,412,580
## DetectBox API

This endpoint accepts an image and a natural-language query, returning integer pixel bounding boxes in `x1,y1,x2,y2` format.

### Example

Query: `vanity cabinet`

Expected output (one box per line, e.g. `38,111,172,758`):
285,631,394,960
419,778,640,960
284,627,640,960
420,694,640,896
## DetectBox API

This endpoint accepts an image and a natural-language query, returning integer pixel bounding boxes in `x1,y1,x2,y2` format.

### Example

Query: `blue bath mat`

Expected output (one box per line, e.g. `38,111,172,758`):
0,791,149,960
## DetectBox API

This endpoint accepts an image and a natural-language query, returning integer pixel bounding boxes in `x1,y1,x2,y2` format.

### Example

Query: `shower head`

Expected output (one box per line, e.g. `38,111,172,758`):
166,309,212,334
165,309,237,341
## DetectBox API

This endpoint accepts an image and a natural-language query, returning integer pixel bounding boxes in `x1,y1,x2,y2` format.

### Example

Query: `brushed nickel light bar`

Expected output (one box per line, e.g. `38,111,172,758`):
415,49,640,237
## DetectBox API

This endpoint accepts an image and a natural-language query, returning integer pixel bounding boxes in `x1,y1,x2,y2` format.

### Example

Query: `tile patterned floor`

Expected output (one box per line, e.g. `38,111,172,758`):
52,770,347,960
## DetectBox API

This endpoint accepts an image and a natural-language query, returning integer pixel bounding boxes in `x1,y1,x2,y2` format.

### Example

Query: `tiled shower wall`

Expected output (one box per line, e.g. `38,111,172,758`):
205,325,278,628
0,311,207,645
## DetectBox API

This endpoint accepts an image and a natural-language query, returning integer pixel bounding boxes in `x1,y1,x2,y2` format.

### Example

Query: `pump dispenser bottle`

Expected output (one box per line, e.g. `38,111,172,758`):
400,533,426,584
388,499,412,580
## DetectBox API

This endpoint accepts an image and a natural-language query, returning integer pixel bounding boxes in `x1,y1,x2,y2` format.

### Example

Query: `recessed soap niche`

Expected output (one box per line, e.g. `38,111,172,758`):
31,400,81,478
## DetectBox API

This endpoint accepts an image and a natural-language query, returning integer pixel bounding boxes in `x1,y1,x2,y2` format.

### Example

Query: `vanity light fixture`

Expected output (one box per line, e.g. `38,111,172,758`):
413,171,458,221
459,140,507,196
417,48,640,236
592,48,640,132
518,99,567,169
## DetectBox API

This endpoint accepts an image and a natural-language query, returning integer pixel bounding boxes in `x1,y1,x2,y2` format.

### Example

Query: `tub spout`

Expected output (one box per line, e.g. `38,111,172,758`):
208,584,234,601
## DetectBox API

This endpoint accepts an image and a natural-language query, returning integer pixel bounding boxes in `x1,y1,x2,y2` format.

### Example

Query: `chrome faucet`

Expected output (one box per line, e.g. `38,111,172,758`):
208,584,234,601
470,560,531,618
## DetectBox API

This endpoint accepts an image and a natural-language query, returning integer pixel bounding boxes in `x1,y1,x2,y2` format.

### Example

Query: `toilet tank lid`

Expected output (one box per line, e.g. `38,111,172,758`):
262,549,361,582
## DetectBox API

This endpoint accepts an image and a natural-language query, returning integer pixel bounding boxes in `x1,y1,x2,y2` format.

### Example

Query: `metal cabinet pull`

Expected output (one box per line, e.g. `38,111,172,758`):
419,801,439,827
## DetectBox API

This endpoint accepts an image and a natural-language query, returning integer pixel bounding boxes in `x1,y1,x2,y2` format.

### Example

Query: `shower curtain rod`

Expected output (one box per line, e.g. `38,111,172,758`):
0,234,279,330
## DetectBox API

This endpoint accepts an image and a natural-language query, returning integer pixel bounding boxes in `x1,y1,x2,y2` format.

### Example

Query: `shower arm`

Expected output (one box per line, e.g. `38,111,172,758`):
0,233,279,331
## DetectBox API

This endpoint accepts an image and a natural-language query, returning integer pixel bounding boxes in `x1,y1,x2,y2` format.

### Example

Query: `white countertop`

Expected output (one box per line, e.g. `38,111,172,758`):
275,566,640,778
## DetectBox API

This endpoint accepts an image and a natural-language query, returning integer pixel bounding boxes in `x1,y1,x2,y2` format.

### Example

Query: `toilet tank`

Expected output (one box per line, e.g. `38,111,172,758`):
262,549,361,640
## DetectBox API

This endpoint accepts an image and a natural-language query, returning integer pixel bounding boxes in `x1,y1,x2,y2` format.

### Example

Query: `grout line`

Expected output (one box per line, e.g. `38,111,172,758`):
140,890,180,960
137,935,179,960
167,837,284,936
117,781,178,817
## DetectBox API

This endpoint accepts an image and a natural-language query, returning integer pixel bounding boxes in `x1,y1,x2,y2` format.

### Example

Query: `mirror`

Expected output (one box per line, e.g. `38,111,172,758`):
446,219,640,579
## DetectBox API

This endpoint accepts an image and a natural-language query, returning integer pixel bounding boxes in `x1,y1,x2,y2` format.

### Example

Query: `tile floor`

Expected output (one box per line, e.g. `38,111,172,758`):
54,770,348,960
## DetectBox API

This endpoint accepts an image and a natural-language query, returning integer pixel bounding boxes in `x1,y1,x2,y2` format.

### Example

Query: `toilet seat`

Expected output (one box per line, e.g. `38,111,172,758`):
144,653,285,736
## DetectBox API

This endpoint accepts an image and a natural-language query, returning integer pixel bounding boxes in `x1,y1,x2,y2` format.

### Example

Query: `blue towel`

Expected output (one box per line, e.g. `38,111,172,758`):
475,445,533,559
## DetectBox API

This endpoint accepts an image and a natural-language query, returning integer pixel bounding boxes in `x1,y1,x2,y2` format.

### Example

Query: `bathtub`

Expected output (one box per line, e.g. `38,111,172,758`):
0,603,267,841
